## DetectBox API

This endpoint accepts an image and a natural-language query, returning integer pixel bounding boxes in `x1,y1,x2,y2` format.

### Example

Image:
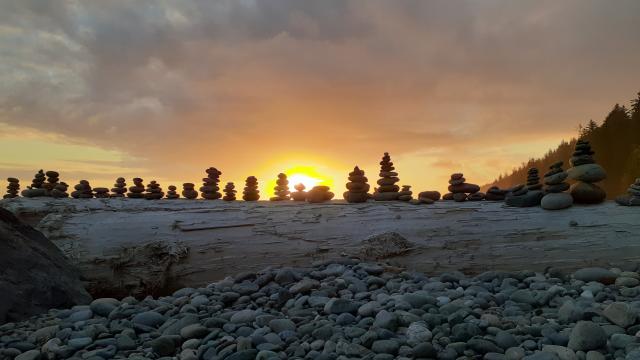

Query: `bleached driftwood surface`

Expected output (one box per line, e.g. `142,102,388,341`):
1,198,639,297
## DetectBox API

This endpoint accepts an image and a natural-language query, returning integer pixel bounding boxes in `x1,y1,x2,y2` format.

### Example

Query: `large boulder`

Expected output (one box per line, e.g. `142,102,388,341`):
0,208,91,323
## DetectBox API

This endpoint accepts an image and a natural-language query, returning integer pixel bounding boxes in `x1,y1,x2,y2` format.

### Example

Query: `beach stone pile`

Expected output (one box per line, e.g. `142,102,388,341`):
270,174,290,201
21,170,47,198
201,168,222,200
166,186,179,199
4,178,19,199
127,178,145,199
485,187,507,201
616,178,640,206
541,162,573,210
93,187,110,199
444,173,481,202
505,168,544,208
306,186,335,203
243,176,260,201
51,182,69,198
373,153,400,201
414,191,440,205
2,261,640,360
110,178,127,198
42,171,60,195
182,183,198,200
397,186,413,202
567,140,607,204
291,184,307,202
71,180,93,199
223,183,236,201
145,181,164,200
344,166,370,203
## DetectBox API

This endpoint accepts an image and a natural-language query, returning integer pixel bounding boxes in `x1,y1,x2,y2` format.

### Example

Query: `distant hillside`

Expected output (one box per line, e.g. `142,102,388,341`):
485,91,640,198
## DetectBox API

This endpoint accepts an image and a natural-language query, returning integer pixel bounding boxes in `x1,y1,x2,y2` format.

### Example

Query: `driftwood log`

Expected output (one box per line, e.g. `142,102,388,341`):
1,198,639,297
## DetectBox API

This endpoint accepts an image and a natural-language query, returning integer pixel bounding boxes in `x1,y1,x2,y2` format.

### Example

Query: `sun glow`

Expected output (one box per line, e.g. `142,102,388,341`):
288,173,320,191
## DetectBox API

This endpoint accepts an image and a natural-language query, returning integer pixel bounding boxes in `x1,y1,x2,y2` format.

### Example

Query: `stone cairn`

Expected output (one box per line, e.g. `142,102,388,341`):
42,171,60,195
414,191,441,204
541,161,573,210
93,187,110,198
127,178,145,198
243,176,260,201
223,182,236,201
111,178,127,197
71,180,94,199
270,173,290,201
201,167,222,200
343,166,370,203
51,182,69,198
166,185,179,199
505,168,544,207
291,183,307,201
373,152,400,201
306,186,334,203
398,185,412,201
567,139,607,204
4,178,20,199
616,178,640,206
21,170,47,197
485,186,507,201
444,173,481,202
145,180,164,200
182,183,198,199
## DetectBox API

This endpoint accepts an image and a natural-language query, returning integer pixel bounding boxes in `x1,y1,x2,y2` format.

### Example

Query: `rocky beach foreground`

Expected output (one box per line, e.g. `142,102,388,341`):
2,260,640,360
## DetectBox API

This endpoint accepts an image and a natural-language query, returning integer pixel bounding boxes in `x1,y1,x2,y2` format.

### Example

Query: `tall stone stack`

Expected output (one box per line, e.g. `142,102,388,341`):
398,185,413,201
145,181,164,200
444,173,481,202
306,186,334,203
43,171,60,195
111,178,127,197
51,182,69,198
567,139,607,204
291,183,307,201
201,167,222,200
541,161,573,210
21,170,47,197
166,186,179,199
71,180,94,199
93,187,110,198
223,182,236,201
373,152,400,201
616,178,640,206
343,166,370,203
4,178,20,199
182,183,198,199
270,173,290,201
243,176,260,201
127,178,145,198
505,168,544,207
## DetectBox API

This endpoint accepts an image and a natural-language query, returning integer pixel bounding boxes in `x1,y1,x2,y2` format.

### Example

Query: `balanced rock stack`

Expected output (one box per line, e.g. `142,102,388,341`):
306,186,334,203
93,187,110,198
223,182,236,201
166,185,179,199
110,178,127,197
541,161,573,210
243,176,260,201
291,183,307,201
414,191,441,204
144,180,164,200
4,178,20,199
201,167,222,200
373,152,400,201
485,186,507,201
127,178,145,198
567,139,607,204
71,180,94,199
505,168,544,207
43,171,60,195
445,173,481,202
182,183,198,199
616,178,640,206
21,170,47,197
51,182,69,198
270,173,290,201
343,166,370,203
397,185,413,201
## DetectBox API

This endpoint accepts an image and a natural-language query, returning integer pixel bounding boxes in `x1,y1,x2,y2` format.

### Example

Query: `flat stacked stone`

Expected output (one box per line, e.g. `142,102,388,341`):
343,166,370,203
144,180,164,200
223,182,236,201
21,170,47,197
567,140,607,204
505,168,544,207
4,178,20,199
541,161,573,210
615,178,640,206
373,152,400,201
446,173,481,202
51,182,69,198
93,187,110,198
127,178,145,198
415,191,440,204
270,173,290,201
71,180,94,199
306,186,334,203
201,167,222,200
43,171,60,195
110,178,127,197
397,185,413,201
166,185,179,199
243,176,260,201
182,183,198,199
485,186,507,201
291,183,307,201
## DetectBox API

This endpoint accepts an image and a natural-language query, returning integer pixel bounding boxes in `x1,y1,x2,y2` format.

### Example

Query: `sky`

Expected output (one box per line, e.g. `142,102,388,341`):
1,0,640,196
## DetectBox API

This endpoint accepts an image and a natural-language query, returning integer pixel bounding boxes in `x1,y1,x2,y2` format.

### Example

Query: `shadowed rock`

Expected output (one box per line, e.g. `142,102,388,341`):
270,173,290,201
344,166,370,203
243,176,260,201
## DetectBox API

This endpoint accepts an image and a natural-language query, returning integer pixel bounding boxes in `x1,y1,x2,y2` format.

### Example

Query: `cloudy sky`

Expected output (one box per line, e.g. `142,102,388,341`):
1,0,639,195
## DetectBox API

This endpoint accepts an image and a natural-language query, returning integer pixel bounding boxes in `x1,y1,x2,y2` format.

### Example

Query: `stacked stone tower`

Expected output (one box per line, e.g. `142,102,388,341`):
127,178,145,198
243,176,260,201
4,178,20,199
182,183,198,199
111,178,127,197
373,153,400,201
567,139,607,204
343,166,370,203
223,182,236,201
291,183,307,201
270,173,290,201
201,167,222,200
